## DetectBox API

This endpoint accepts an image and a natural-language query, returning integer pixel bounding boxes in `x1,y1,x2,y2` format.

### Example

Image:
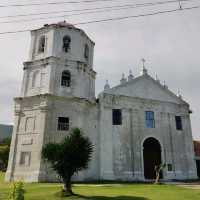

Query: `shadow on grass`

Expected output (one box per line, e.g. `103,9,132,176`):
84,196,149,200
56,191,149,200
63,194,149,200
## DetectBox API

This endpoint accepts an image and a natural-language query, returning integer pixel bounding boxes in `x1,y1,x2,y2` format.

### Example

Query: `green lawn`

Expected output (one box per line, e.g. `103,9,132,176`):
0,172,200,200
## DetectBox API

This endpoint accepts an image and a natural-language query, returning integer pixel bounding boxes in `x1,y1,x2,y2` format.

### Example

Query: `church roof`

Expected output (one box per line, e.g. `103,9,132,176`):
32,21,95,44
102,73,188,105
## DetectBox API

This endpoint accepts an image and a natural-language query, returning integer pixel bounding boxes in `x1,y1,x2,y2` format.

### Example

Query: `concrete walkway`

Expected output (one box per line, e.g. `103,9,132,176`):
166,181,200,189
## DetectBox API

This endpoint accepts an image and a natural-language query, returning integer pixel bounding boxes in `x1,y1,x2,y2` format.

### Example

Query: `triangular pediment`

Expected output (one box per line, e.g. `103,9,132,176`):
103,74,187,104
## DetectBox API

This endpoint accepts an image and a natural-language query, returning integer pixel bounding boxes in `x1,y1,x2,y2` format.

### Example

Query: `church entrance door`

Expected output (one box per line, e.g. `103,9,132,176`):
143,137,162,180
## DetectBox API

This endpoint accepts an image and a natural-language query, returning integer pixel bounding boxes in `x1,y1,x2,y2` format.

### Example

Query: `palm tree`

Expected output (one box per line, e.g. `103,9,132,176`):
42,128,93,195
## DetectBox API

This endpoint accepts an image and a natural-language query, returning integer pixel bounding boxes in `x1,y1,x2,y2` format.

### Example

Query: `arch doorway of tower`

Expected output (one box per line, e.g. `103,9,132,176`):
143,137,162,180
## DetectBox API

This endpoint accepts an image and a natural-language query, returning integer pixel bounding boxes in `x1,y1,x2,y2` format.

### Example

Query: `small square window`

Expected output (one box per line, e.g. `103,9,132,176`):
175,116,182,130
167,164,173,171
112,109,122,125
20,152,31,166
57,117,69,131
145,111,155,128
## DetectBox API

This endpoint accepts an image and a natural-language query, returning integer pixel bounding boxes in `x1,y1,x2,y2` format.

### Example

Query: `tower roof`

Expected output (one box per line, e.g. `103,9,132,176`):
31,21,95,45
43,21,75,29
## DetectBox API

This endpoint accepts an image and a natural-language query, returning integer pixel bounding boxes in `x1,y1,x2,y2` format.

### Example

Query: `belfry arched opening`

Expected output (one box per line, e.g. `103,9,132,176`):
143,137,162,179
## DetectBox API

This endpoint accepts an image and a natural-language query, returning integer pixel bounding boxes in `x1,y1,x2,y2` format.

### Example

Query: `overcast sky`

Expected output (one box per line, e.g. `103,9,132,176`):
0,0,199,139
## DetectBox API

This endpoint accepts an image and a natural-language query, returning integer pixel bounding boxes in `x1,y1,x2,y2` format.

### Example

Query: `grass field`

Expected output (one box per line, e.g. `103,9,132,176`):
0,172,200,200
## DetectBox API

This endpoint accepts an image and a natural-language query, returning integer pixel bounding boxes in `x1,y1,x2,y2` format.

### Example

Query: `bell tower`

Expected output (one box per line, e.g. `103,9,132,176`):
5,22,98,182
21,21,96,101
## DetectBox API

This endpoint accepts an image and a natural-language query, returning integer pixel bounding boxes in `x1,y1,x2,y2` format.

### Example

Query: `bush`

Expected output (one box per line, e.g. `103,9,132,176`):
8,182,25,200
0,145,10,171
0,138,11,171
0,138,11,145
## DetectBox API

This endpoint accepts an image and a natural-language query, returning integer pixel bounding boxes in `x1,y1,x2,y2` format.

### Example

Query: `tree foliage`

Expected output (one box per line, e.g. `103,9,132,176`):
0,137,11,171
42,128,93,195
0,138,11,145
8,182,25,200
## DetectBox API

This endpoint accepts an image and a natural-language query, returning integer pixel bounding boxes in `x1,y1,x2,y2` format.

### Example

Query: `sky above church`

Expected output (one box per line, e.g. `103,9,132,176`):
0,0,199,139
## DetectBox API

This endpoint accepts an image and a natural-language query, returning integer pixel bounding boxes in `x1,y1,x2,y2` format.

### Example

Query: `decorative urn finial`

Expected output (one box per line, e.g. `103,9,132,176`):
163,81,168,89
120,73,127,84
128,70,134,81
177,89,182,99
155,74,160,83
104,80,110,90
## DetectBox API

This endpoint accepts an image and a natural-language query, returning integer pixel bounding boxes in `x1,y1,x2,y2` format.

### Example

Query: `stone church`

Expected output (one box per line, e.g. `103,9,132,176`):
5,21,197,182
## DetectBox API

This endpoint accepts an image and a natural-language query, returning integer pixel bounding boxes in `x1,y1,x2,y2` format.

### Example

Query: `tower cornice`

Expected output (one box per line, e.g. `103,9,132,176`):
23,56,97,78
14,93,97,106
23,56,57,69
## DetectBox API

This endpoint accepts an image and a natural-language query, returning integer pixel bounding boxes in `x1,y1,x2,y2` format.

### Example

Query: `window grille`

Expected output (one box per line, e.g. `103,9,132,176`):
112,109,122,125
175,116,183,130
57,117,69,131
61,71,71,87
63,35,71,52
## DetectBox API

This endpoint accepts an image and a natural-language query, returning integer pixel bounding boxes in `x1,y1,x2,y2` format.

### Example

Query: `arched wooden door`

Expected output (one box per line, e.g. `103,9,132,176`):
143,137,162,179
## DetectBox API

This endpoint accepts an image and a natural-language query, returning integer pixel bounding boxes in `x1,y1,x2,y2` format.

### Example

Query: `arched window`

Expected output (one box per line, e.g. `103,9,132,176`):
38,35,45,53
32,71,40,88
84,44,89,60
63,35,71,52
61,70,71,87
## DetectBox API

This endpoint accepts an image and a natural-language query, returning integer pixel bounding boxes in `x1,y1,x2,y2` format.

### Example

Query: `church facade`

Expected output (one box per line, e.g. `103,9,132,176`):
5,22,197,182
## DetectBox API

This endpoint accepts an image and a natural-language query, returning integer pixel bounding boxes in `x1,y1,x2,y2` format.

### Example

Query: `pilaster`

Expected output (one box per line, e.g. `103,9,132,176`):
5,109,24,182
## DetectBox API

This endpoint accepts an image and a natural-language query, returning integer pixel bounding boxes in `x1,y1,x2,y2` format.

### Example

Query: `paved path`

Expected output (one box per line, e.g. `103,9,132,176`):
177,183,200,190
166,182,200,190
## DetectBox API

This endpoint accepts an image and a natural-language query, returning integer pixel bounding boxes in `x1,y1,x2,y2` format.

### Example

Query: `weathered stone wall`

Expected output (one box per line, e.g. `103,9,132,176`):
5,95,49,182
98,92,197,181
39,96,100,182
5,94,100,182
21,58,95,101
7,78,197,182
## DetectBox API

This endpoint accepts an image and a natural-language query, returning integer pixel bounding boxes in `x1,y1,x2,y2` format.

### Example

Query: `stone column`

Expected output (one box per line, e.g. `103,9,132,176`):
99,103,115,180
48,63,55,94
5,110,24,182
182,114,197,179
129,108,135,179
20,69,28,97
165,112,176,179
132,109,144,180
168,113,184,179
37,98,50,182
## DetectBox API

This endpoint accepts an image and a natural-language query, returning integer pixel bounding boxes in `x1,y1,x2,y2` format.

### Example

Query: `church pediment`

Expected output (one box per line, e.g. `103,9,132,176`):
104,74,187,105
